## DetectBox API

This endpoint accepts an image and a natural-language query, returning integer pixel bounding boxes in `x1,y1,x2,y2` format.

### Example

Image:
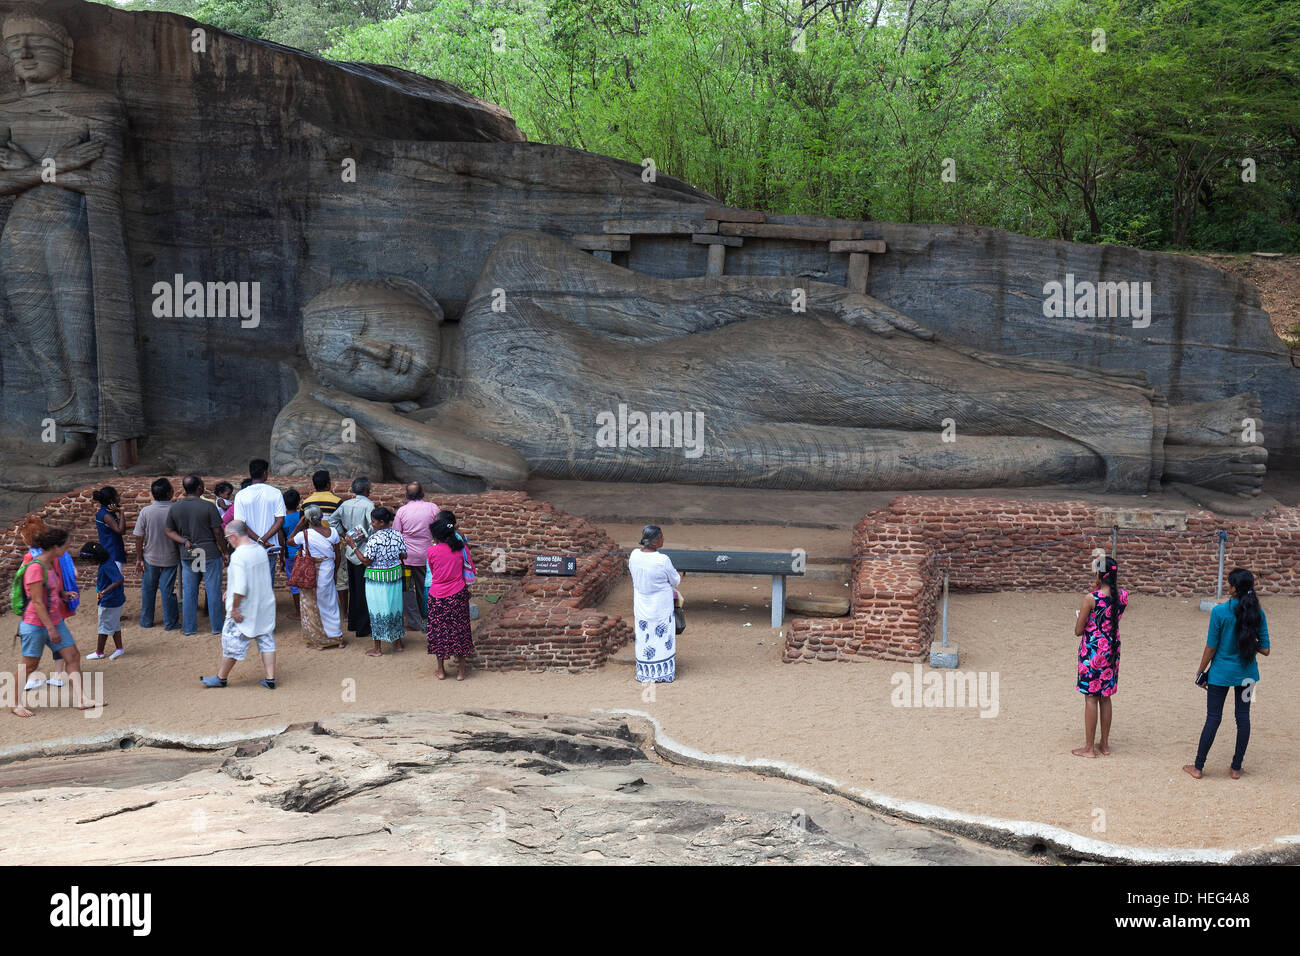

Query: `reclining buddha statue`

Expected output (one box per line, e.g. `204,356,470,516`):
276,230,1266,497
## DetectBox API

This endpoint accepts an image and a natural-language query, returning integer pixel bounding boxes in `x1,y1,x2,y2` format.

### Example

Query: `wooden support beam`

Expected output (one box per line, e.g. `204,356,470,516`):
572,233,631,252
846,253,870,294
719,222,865,241
706,243,726,277
703,206,765,223
603,218,717,235
828,239,886,254
692,233,743,247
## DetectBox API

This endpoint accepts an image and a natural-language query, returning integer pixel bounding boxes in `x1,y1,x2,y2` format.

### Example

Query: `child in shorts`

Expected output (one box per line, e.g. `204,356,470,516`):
81,543,125,660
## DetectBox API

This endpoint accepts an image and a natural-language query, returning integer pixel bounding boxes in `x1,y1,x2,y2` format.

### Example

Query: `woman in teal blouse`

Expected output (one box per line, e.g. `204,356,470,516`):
1184,568,1271,779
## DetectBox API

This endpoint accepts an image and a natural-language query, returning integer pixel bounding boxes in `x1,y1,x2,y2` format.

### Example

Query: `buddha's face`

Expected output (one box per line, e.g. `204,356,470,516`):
303,284,442,402
3,20,69,86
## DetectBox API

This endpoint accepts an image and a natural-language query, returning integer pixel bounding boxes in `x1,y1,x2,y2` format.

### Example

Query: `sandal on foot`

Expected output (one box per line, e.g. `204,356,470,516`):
200,675,227,688
260,679,276,690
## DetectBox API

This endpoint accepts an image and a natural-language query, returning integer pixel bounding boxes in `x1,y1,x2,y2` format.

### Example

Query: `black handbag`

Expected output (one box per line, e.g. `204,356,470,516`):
674,607,686,635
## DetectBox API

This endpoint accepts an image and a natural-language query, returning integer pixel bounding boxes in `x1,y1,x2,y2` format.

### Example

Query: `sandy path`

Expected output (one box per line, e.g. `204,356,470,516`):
2,532,1295,851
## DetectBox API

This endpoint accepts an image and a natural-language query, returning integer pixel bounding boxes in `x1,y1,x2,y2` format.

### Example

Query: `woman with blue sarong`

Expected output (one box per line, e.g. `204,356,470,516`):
352,506,407,656
627,524,681,683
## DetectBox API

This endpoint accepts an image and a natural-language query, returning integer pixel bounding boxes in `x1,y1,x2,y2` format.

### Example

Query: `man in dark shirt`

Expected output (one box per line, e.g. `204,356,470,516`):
165,474,228,635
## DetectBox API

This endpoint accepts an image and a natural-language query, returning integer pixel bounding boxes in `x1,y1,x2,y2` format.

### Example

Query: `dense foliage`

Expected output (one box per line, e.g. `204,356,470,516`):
97,1,1300,251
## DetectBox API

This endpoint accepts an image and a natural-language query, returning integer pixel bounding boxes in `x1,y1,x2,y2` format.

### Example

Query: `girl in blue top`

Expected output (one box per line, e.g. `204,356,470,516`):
1184,568,1271,780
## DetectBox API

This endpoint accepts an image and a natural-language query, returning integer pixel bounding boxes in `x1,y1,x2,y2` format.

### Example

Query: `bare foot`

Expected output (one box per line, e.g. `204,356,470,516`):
1071,745,1098,758
74,700,105,711
395,640,405,652
1182,764,1203,779
1230,768,1242,779
42,432,93,467
89,438,113,468
1098,743,1111,755
435,669,446,680
11,706,34,718
365,649,383,658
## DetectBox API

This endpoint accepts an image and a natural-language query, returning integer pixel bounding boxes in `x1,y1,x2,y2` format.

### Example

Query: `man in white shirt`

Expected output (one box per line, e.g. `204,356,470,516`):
232,458,285,589
201,520,278,689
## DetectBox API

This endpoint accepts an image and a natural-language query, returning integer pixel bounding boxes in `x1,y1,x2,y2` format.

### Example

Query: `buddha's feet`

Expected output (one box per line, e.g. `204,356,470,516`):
89,439,113,468
1163,443,1267,497
42,432,93,467
1163,393,1267,496
1166,393,1263,446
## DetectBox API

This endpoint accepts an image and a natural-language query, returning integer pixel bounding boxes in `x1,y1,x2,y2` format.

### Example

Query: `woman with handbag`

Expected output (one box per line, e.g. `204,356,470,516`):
425,514,475,681
349,506,407,657
1184,568,1271,780
628,525,682,683
290,505,346,649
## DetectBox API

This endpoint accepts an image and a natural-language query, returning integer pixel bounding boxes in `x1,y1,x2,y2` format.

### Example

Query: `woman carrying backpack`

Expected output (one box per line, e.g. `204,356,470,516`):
11,528,102,717
1184,568,1271,780
17,515,73,691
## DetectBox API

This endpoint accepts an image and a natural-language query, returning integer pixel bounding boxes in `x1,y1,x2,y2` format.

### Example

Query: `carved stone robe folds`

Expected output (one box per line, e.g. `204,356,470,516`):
0,80,143,460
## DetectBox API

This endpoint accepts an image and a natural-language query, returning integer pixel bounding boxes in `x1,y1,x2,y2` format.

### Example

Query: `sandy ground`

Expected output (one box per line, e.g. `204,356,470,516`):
2,508,1295,854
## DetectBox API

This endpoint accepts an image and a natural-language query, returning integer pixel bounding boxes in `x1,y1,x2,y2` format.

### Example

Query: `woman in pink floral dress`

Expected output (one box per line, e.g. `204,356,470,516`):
1072,556,1128,758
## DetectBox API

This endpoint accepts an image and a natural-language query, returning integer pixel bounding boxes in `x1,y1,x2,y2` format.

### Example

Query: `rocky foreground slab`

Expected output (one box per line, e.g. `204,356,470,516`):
0,711,1027,865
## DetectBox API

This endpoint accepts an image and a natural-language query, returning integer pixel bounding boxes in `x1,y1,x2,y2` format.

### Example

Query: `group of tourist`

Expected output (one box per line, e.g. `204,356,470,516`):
9,469,1277,781
10,461,480,717
1070,558,1271,778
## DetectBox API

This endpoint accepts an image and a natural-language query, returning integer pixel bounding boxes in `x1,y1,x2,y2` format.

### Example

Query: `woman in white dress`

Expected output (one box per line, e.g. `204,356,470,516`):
292,505,345,649
628,525,681,682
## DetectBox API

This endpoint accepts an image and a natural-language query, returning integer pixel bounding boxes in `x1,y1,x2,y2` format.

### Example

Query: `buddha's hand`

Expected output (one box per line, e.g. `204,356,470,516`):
0,141,34,170
47,134,104,173
840,300,936,340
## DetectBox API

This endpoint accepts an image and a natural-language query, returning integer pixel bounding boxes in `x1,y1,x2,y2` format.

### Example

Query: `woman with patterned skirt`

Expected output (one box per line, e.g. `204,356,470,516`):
1072,555,1128,757
291,506,345,649
351,506,407,657
425,514,475,681
627,524,682,683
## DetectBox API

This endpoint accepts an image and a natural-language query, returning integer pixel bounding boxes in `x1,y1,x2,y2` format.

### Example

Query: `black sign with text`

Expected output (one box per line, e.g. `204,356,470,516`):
533,555,577,576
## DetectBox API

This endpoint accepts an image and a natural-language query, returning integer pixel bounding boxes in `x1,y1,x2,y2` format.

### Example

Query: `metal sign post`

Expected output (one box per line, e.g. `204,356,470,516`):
1200,530,1229,611
930,562,958,668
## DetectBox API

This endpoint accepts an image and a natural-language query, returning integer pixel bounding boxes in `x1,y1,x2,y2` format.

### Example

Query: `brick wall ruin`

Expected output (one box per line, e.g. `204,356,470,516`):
785,496,1300,665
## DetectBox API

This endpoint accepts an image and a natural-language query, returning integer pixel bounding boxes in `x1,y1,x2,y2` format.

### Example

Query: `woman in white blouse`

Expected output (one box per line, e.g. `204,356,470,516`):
627,525,681,683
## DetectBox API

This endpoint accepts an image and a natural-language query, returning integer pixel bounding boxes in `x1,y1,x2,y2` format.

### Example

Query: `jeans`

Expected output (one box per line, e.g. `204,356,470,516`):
180,553,224,634
140,562,179,629
1195,683,1252,771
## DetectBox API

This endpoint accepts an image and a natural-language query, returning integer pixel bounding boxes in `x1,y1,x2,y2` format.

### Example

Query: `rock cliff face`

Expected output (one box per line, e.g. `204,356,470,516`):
0,711,1028,865
0,0,1294,470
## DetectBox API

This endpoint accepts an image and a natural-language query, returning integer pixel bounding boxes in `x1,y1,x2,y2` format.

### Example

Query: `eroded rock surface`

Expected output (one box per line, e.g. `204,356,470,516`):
0,710,1028,865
